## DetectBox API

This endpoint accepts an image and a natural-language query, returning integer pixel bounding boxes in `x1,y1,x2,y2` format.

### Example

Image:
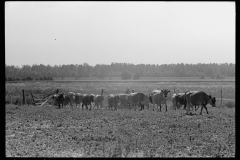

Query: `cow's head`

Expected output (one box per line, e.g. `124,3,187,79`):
115,94,120,103
67,92,75,100
208,95,216,107
90,94,95,102
161,89,170,98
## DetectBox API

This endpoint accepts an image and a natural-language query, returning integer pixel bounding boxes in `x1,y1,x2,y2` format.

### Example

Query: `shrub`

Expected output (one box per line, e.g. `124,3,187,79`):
224,100,235,108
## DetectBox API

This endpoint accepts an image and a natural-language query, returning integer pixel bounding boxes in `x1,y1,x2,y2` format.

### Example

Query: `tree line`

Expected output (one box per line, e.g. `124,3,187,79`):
5,63,235,81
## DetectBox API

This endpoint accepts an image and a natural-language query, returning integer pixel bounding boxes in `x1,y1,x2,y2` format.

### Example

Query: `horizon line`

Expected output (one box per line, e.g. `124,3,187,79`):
5,62,235,67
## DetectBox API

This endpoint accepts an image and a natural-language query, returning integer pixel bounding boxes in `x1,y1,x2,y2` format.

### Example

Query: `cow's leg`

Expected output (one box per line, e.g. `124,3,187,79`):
186,104,190,115
89,103,92,110
153,104,154,111
203,105,208,114
166,104,167,112
200,105,204,115
159,104,161,112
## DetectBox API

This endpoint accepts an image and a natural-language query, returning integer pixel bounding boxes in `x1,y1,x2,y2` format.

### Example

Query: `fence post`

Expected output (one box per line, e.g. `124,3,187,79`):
22,89,25,105
30,91,35,105
221,80,223,107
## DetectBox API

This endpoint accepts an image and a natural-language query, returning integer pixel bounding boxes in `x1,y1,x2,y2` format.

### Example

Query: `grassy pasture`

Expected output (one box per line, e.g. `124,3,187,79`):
6,104,235,157
5,81,235,157
53,76,235,81
5,81,235,108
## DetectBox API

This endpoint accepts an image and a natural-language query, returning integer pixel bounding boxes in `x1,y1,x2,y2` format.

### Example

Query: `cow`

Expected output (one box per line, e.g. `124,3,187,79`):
107,94,120,111
128,92,150,111
140,94,151,110
151,89,170,112
63,94,71,107
118,94,130,109
185,91,216,115
75,93,84,108
68,92,76,105
184,91,201,111
94,95,104,109
52,93,65,109
172,92,187,110
82,94,95,110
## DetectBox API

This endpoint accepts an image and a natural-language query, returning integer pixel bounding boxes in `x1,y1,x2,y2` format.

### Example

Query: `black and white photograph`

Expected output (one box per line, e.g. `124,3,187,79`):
5,1,235,157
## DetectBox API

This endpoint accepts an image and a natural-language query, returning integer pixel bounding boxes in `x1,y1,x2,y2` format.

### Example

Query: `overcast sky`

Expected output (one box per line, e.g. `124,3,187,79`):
5,2,235,66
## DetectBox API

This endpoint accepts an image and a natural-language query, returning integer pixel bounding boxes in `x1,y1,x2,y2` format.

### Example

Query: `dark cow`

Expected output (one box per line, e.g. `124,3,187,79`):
107,94,120,111
128,92,150,111
184,91,201,111
94,95,104,109
75,93,84,108
67,92,76,109
172,93,187,110
52,93,65,109
185,91,216,115
82,94,95,110
119,94,130,109
151,89,170,112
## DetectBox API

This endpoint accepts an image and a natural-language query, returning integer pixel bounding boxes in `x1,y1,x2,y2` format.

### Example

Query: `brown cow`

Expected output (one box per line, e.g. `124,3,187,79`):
185,91,216,115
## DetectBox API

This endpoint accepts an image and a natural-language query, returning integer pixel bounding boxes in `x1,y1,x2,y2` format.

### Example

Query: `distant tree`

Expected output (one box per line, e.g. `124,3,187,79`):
133,72,140,80
121,71,132,80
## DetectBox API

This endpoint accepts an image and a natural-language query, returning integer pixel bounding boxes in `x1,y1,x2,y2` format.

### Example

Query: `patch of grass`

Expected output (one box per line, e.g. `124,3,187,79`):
5,104,235,157
224,101,235,108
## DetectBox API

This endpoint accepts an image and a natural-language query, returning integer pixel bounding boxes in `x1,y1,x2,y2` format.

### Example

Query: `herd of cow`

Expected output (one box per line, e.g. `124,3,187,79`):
52,89,216,115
